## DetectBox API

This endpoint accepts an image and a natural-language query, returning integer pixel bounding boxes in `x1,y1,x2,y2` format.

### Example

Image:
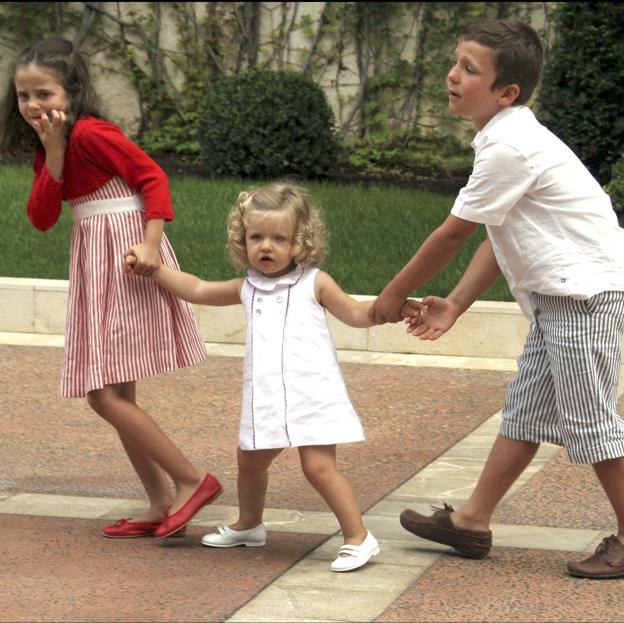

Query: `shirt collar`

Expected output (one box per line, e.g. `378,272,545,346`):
245,264,304,291
471,106,526,150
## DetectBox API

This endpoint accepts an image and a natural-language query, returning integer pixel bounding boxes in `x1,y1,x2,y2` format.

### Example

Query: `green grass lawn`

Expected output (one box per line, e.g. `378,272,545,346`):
0,164,512,300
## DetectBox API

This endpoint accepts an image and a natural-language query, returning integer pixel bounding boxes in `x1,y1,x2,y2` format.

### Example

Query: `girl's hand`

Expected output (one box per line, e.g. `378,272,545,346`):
400,299,423,320
405,295,461,341
122,250,137,274
124,242,161,277
33,109,68,153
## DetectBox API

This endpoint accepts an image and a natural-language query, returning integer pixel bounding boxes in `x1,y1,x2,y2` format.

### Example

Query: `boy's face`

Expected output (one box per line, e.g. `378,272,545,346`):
447,38,516,130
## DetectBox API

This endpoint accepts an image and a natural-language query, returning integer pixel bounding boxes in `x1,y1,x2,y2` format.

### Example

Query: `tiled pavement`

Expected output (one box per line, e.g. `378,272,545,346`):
1,336,623,622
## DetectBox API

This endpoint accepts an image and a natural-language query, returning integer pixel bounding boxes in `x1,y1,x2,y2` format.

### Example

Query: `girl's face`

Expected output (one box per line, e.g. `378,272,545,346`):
245,212,296,278
14,63,70,128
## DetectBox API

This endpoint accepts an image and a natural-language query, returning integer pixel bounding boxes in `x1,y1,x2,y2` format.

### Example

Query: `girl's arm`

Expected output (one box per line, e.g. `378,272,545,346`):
315,271,375,328
124,253,242,306
26,110,68,231
127,218,164,276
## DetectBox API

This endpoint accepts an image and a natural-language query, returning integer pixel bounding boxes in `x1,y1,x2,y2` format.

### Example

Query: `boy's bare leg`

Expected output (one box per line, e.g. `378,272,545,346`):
231,447,282,530
592,457,624,542
298,444,367,544
452,434,540,531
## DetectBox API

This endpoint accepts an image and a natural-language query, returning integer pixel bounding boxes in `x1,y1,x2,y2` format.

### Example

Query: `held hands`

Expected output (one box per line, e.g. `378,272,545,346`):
122,243,161,277
404,295,461,341
33,109,68,153
368,290,409,324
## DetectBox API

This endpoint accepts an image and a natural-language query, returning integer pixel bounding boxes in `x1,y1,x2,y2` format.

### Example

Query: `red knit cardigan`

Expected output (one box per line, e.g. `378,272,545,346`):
27,117,174,231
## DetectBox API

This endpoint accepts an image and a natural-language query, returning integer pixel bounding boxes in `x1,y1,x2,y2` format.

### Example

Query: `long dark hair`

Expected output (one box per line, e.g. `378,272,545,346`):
0,37,102,154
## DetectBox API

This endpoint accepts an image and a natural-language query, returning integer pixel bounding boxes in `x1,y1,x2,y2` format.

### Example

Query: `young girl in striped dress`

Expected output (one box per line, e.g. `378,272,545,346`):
0,37,222,539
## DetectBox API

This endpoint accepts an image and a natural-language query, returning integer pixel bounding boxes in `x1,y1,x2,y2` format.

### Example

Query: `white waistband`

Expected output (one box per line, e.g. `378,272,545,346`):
71,195,144,222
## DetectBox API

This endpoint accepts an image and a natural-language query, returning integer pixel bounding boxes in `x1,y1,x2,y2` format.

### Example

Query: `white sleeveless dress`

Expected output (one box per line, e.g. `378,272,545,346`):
239,265,365,450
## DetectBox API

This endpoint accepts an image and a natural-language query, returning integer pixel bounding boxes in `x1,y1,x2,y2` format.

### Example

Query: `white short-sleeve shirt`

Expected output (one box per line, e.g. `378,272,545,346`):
451,106,624,319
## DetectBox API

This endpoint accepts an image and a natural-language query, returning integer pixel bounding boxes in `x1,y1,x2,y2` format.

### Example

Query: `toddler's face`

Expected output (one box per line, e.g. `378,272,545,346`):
15,63,70,128
245,212,296,278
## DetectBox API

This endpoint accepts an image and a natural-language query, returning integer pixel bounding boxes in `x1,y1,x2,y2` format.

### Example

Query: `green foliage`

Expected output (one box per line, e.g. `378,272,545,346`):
537,2,624,184
0,163,512,301
138,111,200,156
197,69,339,178
346,130,473,182
604,154,624,215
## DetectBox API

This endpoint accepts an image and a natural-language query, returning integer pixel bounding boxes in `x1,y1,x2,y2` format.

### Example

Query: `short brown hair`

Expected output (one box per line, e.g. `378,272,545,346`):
459,19,543,105
227,184,327,269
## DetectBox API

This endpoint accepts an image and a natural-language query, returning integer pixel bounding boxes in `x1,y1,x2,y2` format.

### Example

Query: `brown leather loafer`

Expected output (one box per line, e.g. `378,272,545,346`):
567,535,624,579
400,503,492,559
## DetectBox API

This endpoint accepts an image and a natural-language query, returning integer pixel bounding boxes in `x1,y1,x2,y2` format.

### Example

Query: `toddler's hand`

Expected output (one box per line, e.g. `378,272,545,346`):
125,242,161,277
122,250,138,274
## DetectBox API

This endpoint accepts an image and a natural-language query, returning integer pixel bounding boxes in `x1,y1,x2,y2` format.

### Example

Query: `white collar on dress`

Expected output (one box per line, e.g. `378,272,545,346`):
245,265,304,291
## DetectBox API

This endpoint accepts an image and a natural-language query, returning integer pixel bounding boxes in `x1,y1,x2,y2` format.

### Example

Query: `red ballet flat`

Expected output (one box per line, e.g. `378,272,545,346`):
102,517,187,538
154,473,223,538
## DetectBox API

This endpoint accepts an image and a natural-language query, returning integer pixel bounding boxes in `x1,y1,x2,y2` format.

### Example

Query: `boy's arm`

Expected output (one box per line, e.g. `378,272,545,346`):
408,238,501,340
371,215,479,324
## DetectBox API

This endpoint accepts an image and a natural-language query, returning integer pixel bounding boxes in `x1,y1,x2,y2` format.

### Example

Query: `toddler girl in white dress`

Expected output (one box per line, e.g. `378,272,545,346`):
126,183,415,571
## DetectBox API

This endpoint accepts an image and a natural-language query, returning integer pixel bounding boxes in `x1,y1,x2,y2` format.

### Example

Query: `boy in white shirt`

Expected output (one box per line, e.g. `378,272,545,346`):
371,18,624,579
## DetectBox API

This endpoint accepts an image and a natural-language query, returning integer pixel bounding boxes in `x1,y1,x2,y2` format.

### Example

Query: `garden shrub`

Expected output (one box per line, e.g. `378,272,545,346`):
605,154,624,215
198,69,338,179
538,2,624,185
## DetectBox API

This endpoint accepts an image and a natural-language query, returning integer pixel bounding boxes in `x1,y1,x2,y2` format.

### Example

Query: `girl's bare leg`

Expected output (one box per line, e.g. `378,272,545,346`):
229,447,282,531
299,445,367,545
87,382,202,514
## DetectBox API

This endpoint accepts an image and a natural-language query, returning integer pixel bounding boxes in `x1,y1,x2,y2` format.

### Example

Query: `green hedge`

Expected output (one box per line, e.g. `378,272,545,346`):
198,69,338,179
538,2,624,185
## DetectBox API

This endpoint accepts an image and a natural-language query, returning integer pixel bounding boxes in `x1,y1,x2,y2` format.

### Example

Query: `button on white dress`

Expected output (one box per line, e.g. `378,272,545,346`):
239,265,365,450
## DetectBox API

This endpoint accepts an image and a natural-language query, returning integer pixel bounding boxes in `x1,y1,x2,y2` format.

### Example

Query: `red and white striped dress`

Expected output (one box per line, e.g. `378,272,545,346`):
26,117,206,398
60,177,206,397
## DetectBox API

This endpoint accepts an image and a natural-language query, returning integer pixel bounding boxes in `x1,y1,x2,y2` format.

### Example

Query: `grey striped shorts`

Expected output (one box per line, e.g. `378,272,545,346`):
501,291,624,464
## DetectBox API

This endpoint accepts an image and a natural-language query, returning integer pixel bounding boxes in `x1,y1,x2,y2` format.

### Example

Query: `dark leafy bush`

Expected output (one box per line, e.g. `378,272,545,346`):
198,69,338,179
605,154,624,215
537,2,624,185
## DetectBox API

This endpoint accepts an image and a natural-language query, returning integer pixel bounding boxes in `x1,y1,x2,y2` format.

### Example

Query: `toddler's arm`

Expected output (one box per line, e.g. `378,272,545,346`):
124,252,241,306
315,271,419,328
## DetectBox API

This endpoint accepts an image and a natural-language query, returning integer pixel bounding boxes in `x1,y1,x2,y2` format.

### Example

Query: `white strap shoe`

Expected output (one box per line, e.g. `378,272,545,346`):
201,523,267,548
330,531,380,572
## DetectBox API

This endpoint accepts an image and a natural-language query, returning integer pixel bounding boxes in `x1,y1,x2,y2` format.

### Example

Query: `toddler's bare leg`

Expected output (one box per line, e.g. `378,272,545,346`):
231,447,282,530
299,444,366,544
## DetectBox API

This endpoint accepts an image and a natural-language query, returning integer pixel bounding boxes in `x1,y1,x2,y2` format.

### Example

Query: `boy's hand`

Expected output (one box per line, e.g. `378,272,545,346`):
405,295,461,341
369,291,406,324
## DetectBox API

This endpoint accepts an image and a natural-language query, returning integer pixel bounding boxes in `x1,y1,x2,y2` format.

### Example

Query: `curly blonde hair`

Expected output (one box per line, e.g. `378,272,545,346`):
227,183,327,269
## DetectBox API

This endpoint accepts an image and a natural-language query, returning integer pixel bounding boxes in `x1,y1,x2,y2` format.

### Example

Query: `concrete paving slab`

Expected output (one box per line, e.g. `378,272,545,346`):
0,513,328,623
377,547,624,622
